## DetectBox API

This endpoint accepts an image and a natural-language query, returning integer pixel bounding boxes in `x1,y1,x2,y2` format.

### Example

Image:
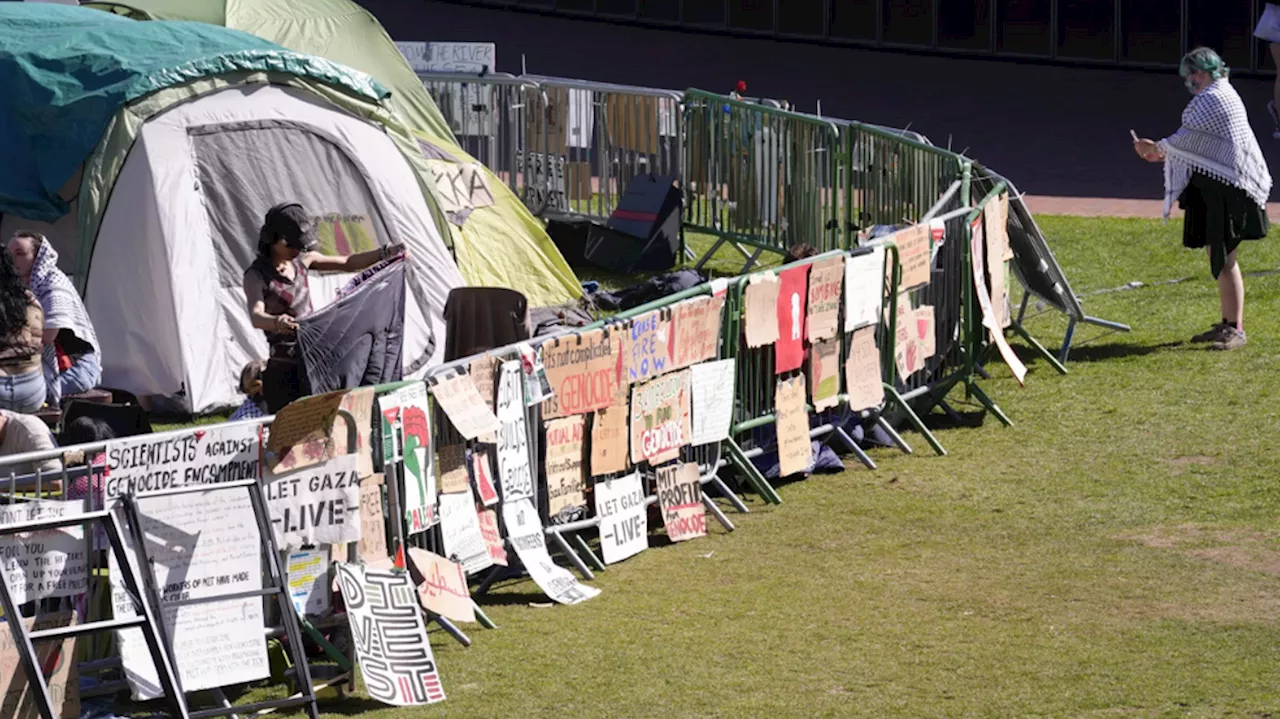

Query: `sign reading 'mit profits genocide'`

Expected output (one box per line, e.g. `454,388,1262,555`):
655,463,706,542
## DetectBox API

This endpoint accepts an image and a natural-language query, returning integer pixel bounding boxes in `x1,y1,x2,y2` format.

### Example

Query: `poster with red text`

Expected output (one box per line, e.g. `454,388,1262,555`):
774,264,810,374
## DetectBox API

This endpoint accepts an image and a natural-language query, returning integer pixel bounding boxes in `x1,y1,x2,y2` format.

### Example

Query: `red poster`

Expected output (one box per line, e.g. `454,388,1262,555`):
774,264,810,374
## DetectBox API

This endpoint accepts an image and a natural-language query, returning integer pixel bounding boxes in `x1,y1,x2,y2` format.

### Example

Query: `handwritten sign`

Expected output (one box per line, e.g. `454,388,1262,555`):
436,444,469,495
775,375,810,478
501,499,599,604
623,310,672,384
472,450,499,507
670,295,724,369
265,390,345,473
593,473,648,564
775,264,809,374
913,305,937,360
1,612,79,719
808,339,840,412
971,218,1027,385
629,370,692,466
985,195,1012,328
743,274,780,347
590,403,630,476
337,562,446,705
430,371,500,441
475,507,508,567
894,223,931,289
470,356,500,443
358,479,388,562
287,548,330,617
844,246,885,332
0,500,87,606
336,386,375,479
496,361,534,503
690,360,735,446
806,256,843,341
438,492,493,576
407,548,475,624
383,384,436,532
264,454,361,550
103,423,260,505
397,41,495,73
655,463,706,542
544,416,587,524
845,327,885,412
541,329,622,418
425,161,495,225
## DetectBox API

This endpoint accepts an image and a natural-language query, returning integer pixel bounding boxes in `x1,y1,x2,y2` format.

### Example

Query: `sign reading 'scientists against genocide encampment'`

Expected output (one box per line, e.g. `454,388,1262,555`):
103,424,261,505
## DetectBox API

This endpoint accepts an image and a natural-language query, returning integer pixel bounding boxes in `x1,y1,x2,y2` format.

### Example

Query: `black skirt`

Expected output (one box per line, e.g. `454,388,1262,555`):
1178,172,1269,278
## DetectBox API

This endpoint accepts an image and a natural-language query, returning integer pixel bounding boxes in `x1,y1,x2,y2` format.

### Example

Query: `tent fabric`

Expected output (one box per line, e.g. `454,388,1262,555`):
0,3,389,222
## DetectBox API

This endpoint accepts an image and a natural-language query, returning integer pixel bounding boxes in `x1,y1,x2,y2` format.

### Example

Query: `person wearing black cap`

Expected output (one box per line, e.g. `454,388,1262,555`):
243,202,404,412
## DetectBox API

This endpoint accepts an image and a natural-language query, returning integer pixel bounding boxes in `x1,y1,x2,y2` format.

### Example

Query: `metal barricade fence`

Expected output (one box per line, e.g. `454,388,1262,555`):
682,90,843,272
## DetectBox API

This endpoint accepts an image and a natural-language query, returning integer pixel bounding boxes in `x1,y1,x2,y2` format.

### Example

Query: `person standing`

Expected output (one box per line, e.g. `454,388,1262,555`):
1133,47,1272,351
1254,2,1280,139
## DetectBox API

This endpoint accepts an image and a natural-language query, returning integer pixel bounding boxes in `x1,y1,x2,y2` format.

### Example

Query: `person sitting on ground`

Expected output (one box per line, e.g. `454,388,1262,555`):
7,231,102,406
243,202,404,413
230,360,268,421
0,249,46,413
0,408,58,477
59,416,114,502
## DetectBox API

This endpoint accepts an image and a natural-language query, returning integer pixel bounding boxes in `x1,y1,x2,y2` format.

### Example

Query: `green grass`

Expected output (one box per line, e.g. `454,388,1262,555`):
196,217,1280,716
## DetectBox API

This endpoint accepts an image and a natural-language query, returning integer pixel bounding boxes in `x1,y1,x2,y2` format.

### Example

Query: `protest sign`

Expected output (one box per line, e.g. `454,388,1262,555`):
429,370,501,441
472,450,500,507
358,479,388,563
377,394,401,467
690,359,735,446
496,361,534,503
845,327,885,412
111,488,269,700
985,196,1012,328
103,423,260,506
844,246,885,332
775,264,810,374
894,224,931,289
0,612,78,719
590,402,630,476
0,500,87,606
336,386,375,479
971,218,1027,385
775,375,810,477
593,473,648,564
544,416,587,524
501,499,599,604
438,492,493,575
475,507,508,567
383,384,436,532
892,294,919,379
265,390,345,473
808,339,841,412
337,563,445,705
287,548,330,617
670,295,724,369
517,343,553,407
437,444,469,495
469,356,500,443
407,548,475,624
623,310,672,385
913,305,937,360
540,329,622,418
264,454,361,550
806,256,843,341
629,370,692,466
743,274,781,347
655,463,706,542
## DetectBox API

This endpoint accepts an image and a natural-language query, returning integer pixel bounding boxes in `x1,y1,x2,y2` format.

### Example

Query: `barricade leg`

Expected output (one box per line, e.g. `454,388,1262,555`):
1059,317,1078,364
707,473,750,513
549,530,595,580
834,427,877,470
571,534,607,572
701,492,735,532
876,415,913,455
884,385,947,456
473,603,498,630
432,615,471,647
725,437,783,504
967,382,1013,427
1011,321,1067,375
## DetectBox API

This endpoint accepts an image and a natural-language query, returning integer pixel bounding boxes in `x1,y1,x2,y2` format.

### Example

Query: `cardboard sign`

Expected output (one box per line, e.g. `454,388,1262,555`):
690,359,735,446
844,246,885,332
775,375,810,478
593,473,648,564
429,370,501,441
472,450,500,507
501,499,599,604
0,500,87,606
335,386,376,479
358,478,388,563
913,305,937,360
655,463,706,542
438,492,493,576
287,548,330,617
264,454,361,550
407,548,475,624
496,361,534,503
775,264,810,374
845,327,885,412
265,390,345,473
590,403,630,476
437,444,469,495
808,339,841,412
894,223,932,290
469,356,500,443
337,563,446,705
985,195,1012,328
971,218,1027,385
743,274,781,347
629,370,692,466
623,310,673,385
670,295,724,369
541,329,623,418
891,294,918,379
806,256,843,341
104,423,260,505
475,507,508,567
544,416,587,524
0,612,79,719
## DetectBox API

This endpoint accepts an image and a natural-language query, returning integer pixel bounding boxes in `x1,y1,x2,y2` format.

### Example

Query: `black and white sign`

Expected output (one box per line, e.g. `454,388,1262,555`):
501,499,599,605
496,361,534,503
0,499,87,605
264,454,361,550
103,424,260,505
593,473,648,564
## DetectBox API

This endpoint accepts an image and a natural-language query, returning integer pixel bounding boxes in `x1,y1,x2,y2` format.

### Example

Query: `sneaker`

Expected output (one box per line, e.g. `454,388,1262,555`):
1190,322,1231,343
1210,328,1247,351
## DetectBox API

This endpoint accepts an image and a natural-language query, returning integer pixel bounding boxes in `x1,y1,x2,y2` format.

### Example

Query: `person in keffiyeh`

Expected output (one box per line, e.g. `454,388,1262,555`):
1133,47,1272,351
7,231,101,401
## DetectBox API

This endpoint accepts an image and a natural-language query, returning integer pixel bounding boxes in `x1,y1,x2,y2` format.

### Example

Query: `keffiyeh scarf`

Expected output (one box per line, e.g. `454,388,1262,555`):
1159,79,1272,219
31,242,99,396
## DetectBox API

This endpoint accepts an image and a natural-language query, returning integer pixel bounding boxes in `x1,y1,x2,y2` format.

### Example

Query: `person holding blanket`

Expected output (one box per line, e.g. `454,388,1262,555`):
1133,47,1272,351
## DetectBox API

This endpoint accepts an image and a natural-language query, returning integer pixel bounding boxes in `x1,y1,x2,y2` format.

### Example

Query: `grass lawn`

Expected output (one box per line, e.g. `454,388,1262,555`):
216,216,1280,717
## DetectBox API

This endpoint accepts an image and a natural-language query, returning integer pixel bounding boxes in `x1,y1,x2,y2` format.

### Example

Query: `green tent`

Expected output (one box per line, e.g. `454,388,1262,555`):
88,0,584,308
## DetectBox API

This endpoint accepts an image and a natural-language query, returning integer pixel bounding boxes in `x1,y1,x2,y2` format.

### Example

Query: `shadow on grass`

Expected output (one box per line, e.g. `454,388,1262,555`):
1058,341,1187,363
304,697,391,715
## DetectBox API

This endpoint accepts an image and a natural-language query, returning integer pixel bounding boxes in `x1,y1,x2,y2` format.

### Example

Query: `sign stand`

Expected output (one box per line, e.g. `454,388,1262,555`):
0,507,190,719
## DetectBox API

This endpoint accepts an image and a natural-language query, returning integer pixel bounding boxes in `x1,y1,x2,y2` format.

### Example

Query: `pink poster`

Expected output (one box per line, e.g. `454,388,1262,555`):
774,264,810,374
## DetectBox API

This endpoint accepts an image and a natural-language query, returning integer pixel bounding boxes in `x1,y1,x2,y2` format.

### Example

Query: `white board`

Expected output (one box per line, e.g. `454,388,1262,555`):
0,499,88,605
103,424,261,506
501,499,599,605
593,473,648,565
264,454,361,549
496,361,534,503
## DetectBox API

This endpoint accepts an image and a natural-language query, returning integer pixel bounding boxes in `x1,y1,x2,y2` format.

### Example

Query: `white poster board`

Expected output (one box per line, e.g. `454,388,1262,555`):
438,492,494,576
690,360,735,446
501,499,599,605
397,41,497,137
287,548,331,617
0,499,88,605
845,246,886,332
264,454,361,550
593,473,648,565
103,423,261,507
496,361,535,503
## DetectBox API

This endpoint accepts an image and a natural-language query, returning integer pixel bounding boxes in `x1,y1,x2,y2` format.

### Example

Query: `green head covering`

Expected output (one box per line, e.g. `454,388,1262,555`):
1179,47,1229,81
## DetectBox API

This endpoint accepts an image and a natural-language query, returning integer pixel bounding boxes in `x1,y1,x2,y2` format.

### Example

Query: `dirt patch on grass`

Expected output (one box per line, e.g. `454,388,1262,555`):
1164,455,1221,475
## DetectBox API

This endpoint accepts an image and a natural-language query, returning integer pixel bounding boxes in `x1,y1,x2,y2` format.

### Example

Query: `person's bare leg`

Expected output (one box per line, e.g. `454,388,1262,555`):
1217,248,1244,329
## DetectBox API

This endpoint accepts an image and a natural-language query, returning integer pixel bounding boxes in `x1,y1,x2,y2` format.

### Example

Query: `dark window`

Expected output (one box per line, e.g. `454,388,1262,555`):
779,0,826,37
938,0,992,51
830,0,878,42
683,0,726,26
639,0,680,22
997,0,1051,56
882,0,933,46
517,0,554,7
597,0,637,14
1121,0,1181,65
1057,0,1115,60
1186,0,1249,70
555,0,595,11
729,0,774,32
